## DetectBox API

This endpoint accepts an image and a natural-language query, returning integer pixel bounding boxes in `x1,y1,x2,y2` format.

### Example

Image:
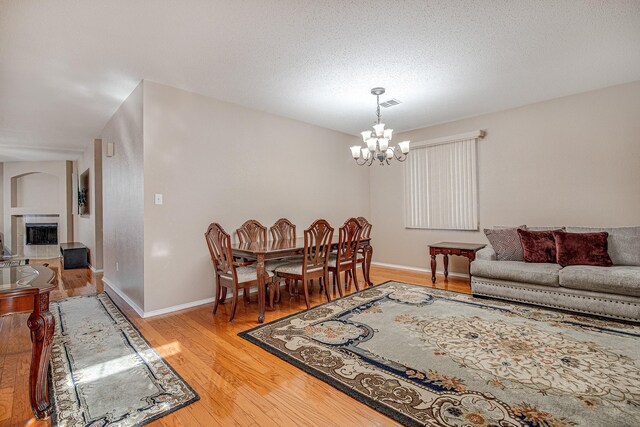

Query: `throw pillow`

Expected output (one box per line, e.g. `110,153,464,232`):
517,229,560,263
484,226,526,261
553,230,613,267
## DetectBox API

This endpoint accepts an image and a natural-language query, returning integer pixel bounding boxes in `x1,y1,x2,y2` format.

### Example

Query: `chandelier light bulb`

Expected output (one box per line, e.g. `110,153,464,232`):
373,123,385,137
386,148,394,159
350,145,362,159
378,138,389,152
362,148,371,160
360,130,372,142
366,138,377,152
399,140,411,154
383,128,393,139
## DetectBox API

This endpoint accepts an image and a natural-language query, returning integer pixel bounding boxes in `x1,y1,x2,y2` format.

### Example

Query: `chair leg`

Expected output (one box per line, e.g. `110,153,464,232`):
302,279,311,309
275,279,282,303
243,288,251,303
335,269,344,298
323,271,332,301
229,286,239,322
213,283,222,314
219,287,228,305
268,281,275,310
352,264,360,291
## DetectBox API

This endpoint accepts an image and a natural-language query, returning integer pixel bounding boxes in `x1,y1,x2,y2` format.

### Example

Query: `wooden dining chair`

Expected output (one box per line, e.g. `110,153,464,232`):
270,218,296,240
328,218,362,297
356,216,373,284
274,219,334,309
204,223,275,322
237,219,289,304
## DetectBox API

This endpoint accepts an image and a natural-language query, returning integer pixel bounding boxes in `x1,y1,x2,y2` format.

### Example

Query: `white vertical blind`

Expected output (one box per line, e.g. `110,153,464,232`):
404,137,479,230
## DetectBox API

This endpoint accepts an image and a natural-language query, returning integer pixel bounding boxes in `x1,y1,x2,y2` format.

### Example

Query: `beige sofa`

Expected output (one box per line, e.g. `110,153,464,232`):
470,226,640,322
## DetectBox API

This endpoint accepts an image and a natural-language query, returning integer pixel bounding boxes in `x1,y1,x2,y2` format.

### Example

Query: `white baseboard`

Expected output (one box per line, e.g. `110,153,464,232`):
371,261,469,279
102,276,214,318
143,297,215,318
102,277,145,318
88,263,104,273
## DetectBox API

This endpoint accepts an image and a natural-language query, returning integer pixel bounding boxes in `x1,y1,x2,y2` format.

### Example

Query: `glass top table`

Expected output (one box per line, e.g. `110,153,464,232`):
0,265,40,291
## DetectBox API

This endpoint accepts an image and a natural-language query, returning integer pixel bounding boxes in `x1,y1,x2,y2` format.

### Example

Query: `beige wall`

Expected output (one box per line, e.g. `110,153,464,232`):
101,82,144,310
141,81,370,312
73,139,104,270
0,163,3,253
370,81,640,275
3,161,73,255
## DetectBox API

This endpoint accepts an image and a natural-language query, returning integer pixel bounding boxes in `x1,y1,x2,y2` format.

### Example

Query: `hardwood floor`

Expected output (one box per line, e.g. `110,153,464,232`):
0,259,471,426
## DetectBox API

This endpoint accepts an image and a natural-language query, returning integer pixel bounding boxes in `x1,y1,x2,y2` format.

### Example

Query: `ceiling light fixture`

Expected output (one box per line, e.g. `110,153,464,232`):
350,87,410,166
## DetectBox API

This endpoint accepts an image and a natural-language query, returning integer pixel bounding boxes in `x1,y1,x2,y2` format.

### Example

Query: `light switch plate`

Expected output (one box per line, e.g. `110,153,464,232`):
154,193,163,205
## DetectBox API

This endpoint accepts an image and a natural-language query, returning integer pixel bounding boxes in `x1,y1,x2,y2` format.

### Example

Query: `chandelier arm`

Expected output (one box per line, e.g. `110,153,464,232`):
393,150,408,162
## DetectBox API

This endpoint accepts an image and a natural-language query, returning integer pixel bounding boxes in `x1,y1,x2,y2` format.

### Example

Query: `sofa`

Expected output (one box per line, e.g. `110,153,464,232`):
470,226,640,322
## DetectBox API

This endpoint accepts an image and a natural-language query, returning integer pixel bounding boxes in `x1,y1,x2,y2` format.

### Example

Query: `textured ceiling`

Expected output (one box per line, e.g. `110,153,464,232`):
1,0,640,160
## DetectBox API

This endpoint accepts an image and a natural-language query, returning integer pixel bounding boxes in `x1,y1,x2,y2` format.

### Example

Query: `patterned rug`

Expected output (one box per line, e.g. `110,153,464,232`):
50,293,199,426
240,281,640,427
0,258,29,267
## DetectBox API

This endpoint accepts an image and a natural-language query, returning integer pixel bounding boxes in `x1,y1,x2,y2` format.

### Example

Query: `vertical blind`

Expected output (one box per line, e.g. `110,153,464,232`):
404,137,479,230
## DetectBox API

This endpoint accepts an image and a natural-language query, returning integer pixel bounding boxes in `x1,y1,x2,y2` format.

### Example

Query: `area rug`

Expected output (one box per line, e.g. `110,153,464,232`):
240,281,640,427
0,258,29,267
50,293,199,426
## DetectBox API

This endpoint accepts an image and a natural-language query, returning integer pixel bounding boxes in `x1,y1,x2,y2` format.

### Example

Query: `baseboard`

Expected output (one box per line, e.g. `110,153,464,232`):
102,277,145,317
371,261,469,279
88,263,104,273
143,297,215,318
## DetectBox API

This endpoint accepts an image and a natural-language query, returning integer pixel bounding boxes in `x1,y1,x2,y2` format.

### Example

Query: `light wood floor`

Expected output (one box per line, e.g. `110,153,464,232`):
0,259,471,426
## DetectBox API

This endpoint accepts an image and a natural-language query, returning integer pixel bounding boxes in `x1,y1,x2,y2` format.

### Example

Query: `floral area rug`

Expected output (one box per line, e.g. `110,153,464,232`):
240,281,640,427
50,293,199,426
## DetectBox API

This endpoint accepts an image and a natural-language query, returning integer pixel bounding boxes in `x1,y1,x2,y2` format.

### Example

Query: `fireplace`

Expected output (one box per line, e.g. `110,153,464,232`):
25,223,58,245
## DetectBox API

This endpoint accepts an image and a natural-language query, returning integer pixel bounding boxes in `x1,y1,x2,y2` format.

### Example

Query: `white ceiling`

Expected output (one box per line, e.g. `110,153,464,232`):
2,0,640,161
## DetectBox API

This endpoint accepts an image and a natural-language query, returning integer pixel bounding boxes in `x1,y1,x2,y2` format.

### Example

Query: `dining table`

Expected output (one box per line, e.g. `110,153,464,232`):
0,263,56,419
230,236,373,322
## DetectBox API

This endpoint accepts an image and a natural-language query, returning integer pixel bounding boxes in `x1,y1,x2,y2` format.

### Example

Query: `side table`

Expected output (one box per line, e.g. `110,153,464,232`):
429,242,486,283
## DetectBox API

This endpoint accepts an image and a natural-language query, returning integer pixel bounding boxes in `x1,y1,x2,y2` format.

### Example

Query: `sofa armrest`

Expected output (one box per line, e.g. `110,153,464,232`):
475,246,497,261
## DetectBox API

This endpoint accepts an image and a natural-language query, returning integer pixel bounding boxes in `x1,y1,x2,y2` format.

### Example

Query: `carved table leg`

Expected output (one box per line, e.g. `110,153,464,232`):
256,255,266,323
443,254,449,280
362,244,373,287
430,255,437,284
28,292,54,419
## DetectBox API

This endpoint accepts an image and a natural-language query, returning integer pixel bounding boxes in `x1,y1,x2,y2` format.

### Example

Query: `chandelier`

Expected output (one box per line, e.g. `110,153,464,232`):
350,87,410,166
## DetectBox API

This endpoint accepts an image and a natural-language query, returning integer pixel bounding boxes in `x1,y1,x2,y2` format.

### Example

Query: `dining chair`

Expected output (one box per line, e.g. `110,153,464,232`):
270,218,296,240
237,219,289,304
328,218,362,297
204,223,275,322
274,219,334,309
356,216,373,284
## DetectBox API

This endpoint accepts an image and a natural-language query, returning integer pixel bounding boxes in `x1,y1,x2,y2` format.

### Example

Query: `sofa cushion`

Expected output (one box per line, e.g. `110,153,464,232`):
471,259,561,287
518,229,560,263
484,226,525,261
553,230,613,267
565,226,640,266
559,265,640,298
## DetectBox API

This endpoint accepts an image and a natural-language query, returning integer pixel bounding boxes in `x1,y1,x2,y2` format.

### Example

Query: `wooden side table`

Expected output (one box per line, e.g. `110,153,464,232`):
0,264,56,419
429,242,486,283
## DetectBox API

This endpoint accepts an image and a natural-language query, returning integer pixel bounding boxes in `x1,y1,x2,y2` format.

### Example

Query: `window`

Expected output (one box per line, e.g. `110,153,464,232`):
404,131,483,230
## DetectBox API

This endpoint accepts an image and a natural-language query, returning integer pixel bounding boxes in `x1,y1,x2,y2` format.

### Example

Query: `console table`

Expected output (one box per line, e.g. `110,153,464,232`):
0,264,56,419
429,242,486,283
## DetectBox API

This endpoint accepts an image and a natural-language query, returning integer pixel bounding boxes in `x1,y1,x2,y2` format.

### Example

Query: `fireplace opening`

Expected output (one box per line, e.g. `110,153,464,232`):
25,223,58,245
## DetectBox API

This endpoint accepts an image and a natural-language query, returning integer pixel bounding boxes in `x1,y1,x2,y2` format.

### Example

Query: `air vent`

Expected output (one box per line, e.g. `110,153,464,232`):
380,98,401,108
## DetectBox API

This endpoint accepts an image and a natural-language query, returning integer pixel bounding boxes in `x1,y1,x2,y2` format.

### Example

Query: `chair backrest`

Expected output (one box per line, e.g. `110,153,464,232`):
204,223,233,275
270,218,296,241
236,219,267,245
357,216,372,240
337,218,362,264
303,219,334,273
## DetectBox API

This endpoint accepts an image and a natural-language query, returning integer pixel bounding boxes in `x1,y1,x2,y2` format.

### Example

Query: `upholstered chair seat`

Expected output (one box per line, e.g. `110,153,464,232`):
274,261,323,276
220,266,274,284
328,254,355,268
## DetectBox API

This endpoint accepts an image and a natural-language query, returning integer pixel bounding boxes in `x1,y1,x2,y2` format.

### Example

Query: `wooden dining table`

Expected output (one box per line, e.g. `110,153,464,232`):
0,263,56,419
230,236,372,322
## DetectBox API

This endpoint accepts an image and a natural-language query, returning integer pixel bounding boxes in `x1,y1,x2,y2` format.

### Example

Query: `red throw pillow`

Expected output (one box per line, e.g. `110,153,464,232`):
517,229,560,263
553,231,613,267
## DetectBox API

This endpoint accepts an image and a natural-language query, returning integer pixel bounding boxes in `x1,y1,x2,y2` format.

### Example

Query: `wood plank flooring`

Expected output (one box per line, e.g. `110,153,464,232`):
0,259,470,426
